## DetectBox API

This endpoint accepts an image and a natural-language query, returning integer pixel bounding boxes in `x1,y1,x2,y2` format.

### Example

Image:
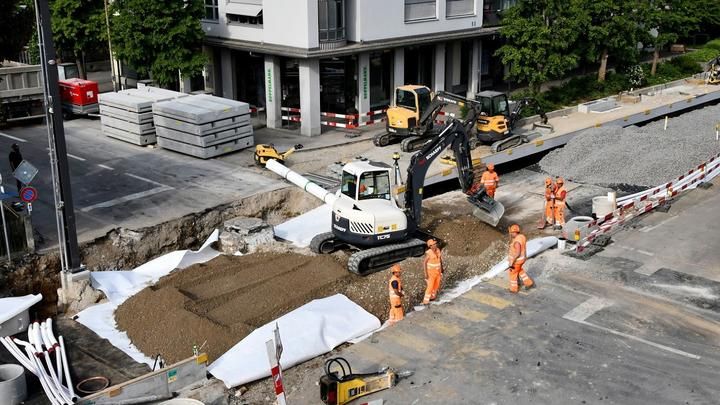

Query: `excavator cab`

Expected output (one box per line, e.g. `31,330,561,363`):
707,56,720,85
475,91,511,136
386,85,434,136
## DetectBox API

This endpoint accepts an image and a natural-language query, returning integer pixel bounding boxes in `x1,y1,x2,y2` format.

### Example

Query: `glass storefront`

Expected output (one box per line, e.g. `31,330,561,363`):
370,51,392,110
319,56,356,114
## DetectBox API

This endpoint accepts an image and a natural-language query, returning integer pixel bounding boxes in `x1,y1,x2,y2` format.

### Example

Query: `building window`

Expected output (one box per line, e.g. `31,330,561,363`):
225,0,263,25
319,0,345,42
227,12,263,26
485,0,516,12
446,0,474,17
204,0,219,21
405,0,436,22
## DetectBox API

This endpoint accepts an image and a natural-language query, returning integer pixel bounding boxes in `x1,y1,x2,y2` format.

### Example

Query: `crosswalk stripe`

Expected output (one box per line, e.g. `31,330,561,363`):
426,321,463,337
485,277,507,289
443,305,489,322
349,343,408,368
463,290,512,309
383,329,436,352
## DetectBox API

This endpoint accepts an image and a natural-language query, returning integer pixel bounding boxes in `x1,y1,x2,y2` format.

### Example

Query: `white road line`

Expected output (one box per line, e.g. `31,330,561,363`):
616,245,655,257
0,131,28,143
67,153,86,162
640,215,678,233
125,173,167,187
97,164,114,171
563,297,701,360
80,185,174,212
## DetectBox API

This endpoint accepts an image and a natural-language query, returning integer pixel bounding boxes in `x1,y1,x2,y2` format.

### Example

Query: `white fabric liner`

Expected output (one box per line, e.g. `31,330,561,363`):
76,230,221,366
273,203,331,247
0,294,42,323
476,236,558,283
208,294,380,388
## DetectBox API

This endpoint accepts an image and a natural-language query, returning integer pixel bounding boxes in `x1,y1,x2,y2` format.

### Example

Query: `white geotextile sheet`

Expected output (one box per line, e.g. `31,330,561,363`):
76,230,220,366
273,203,331,247
208,294,381,388
0,294,42,323
477,236,558,282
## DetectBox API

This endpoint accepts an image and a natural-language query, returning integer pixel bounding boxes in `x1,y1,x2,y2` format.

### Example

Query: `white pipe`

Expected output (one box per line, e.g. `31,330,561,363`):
43,320,64,387
24,345,63,405
40,322,72,404
59,336,77,401
266,159,338,205
1,337,37,374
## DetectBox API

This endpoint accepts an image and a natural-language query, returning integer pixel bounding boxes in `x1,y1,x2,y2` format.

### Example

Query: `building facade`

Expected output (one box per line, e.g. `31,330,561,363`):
201,0,513,136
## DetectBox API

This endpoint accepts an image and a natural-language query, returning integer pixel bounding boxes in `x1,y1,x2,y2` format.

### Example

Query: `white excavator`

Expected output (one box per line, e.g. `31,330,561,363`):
266,108,504,275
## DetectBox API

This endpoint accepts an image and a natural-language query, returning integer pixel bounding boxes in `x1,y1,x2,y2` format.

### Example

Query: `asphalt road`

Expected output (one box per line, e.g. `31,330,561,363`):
0,118,282,251
278,179,720,405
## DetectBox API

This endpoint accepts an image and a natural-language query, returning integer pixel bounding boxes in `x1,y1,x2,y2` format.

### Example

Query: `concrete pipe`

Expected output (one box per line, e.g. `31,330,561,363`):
562,216,596,242
159,399,205,405
592,196,615,218
0,364,27,405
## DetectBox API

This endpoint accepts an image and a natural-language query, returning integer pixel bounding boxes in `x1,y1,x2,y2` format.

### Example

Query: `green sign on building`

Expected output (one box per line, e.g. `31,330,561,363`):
362,66,368,100
266,68,273,103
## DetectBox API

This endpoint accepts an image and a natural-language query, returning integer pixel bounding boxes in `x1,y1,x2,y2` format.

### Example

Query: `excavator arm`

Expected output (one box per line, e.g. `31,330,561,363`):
403,106,503,228
508,98,548,131
417,91,482,130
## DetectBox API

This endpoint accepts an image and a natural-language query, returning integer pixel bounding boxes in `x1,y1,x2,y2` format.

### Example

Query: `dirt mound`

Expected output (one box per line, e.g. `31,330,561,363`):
116,207,507,364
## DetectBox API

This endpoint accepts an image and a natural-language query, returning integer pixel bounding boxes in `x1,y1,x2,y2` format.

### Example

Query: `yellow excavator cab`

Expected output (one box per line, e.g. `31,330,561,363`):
475,91,511,135
386,85,434,135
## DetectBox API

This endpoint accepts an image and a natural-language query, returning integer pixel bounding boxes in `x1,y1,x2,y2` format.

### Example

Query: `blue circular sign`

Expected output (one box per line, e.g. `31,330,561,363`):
20,186,38,203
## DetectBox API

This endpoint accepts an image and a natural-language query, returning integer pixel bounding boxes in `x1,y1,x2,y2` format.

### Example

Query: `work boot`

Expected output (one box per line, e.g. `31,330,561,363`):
525,283,535,291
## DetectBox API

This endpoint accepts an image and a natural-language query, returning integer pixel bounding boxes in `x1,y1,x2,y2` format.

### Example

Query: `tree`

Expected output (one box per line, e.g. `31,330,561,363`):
639,0,700,76
50,0,107,79
496,0,590,93
584,0,644,82
0,0,35,64
110,0,207,88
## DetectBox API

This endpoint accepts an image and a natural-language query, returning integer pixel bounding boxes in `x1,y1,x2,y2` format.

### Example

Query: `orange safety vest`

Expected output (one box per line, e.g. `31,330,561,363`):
389,274,403,298
425,248,443,271
481,171,499,189
554,186,567,207
508,234,527,265
545,185,555,202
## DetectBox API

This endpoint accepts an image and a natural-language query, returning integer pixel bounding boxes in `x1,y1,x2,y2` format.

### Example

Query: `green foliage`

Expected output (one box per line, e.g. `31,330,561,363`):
627,65,645,88
0,0,35,63
497,0,589,93
638,0,700,50
110,0,207,88
704,39,720,52
50,0,107,67
584,0,644,76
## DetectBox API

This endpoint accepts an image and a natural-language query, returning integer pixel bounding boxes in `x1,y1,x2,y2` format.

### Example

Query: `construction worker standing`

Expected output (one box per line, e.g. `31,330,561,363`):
507,224,534,293
480,163,499,198
388,264,404,324
553,177,567,229
543,177,555,228
422,239,444,305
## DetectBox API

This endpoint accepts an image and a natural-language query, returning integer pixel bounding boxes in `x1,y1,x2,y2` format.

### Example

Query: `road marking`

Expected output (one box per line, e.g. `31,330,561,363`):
97,164,114,171
616,245,655,257
443,305,488,322
563,297,701,360
67,153,86,162
0,132,27,143
428,322,462,337
350,344,408,368
125,173,167,187
80,185,174,212
463,290,512,309
384,329,436,353
640,215,678,233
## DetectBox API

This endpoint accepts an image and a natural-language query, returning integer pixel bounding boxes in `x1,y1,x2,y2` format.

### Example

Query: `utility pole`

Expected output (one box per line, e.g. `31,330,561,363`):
35,0,82,273
103,0,118,92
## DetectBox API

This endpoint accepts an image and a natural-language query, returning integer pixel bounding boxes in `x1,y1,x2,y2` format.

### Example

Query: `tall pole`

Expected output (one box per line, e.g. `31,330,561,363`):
35,0,82,272
103,0,118,92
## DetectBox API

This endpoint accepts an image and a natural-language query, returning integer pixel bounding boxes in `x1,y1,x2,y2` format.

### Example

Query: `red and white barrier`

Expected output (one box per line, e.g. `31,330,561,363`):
279,107,388,128
574,152,720,252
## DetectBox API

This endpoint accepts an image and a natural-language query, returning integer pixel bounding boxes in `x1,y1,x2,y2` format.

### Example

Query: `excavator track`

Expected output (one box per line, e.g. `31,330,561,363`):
347,238,427,276
400,136,432,152
310,232,343,254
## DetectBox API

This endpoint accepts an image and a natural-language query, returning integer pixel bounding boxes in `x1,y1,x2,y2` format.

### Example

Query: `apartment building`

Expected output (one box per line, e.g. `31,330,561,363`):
201,0,513,136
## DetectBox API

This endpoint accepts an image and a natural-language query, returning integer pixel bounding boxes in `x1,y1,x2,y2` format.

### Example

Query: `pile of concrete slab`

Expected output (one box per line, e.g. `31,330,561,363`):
98,87,187,146
153,94,253,159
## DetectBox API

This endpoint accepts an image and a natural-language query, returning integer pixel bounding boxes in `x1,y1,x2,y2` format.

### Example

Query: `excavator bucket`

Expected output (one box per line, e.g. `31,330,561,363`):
467,188,505,227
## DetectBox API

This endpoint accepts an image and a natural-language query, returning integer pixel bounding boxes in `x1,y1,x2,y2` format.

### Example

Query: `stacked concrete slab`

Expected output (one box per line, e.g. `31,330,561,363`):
98,87,187,145
153,94,254,159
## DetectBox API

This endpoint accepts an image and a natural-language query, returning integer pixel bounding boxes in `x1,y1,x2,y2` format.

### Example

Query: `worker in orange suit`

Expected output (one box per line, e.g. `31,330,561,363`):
422,239,444,305
480,163,500,198
507,224,534,293
388,264,404,324
543,177,556,228
554,177,567,229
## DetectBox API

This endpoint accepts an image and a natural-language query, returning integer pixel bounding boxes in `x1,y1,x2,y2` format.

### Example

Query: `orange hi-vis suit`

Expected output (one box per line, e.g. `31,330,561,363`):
423,242,443,304
508,228,534,293
388,270,404,324
481,165,499,198
544,178,555,226
554,180,567,227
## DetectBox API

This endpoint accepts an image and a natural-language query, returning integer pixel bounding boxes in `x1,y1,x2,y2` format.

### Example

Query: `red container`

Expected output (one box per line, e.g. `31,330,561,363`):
59,78,99,106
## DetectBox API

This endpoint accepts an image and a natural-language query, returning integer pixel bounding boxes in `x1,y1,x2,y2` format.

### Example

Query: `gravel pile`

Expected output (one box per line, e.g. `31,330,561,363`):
540,104,720,187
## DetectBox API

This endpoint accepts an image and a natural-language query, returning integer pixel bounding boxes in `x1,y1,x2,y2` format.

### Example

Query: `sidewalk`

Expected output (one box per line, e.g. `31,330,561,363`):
252,122,387,152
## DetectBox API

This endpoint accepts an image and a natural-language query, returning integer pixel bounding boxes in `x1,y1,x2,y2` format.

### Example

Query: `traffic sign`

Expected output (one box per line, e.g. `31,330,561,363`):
20,186,38,203
13,160,39,185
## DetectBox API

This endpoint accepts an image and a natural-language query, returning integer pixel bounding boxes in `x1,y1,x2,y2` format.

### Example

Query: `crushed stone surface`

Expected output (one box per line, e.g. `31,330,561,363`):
540,104,720,188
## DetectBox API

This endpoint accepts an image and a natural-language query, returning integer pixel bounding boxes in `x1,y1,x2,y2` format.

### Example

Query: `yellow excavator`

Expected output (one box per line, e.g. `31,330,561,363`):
474,91,553,151
254,143,303,166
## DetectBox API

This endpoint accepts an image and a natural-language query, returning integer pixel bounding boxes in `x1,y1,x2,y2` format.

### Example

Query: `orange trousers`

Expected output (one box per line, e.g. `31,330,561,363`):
423,269,442,304
554,203,565,226
545,201,554,225
388,296,404,324
486,186,496,198
508,261,533,293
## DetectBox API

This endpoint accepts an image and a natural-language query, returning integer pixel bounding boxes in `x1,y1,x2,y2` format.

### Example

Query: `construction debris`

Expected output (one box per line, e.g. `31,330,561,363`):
219,217,274,254
540,104,720,188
